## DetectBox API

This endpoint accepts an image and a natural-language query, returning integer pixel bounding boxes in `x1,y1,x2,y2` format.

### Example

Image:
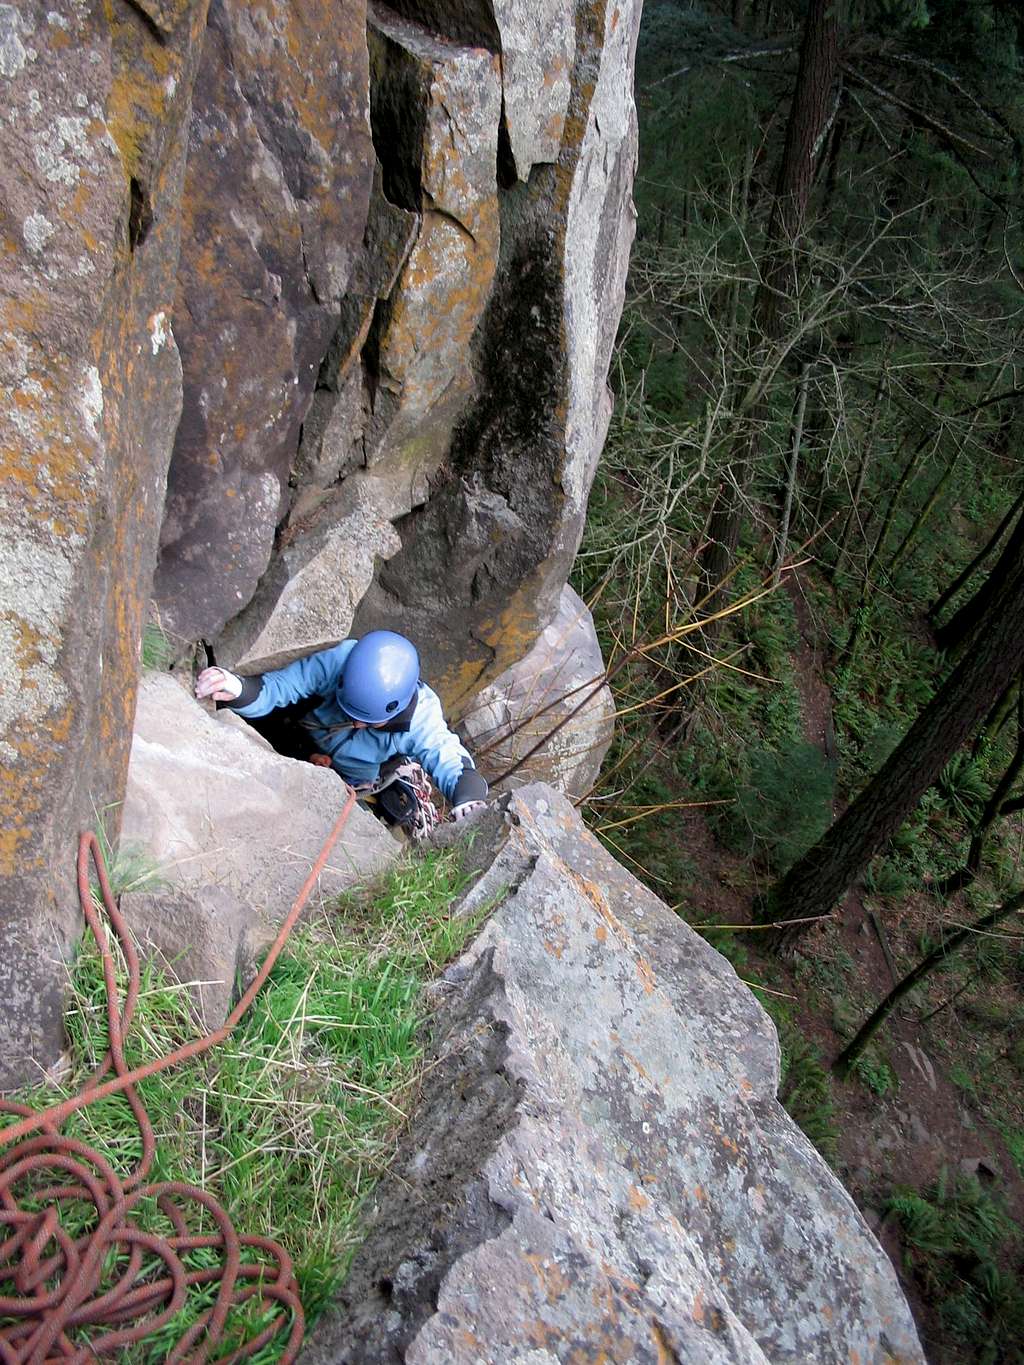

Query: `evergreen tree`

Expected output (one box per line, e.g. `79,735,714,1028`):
755,540,1024,950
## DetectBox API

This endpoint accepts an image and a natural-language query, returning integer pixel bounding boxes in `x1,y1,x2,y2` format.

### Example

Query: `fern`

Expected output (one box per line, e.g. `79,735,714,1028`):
887,1172,1024,1361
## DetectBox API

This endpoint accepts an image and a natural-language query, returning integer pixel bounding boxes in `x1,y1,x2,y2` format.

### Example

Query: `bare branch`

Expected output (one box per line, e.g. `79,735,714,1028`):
647,38,798,89
842,63,993,159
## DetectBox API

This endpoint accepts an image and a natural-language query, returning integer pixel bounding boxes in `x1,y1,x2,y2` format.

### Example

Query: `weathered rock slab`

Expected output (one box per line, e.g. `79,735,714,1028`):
459,583,614,798
303,785,923,1365
120,884,252,1030
153,0,375,644
220,471,402,673
121,674,397,935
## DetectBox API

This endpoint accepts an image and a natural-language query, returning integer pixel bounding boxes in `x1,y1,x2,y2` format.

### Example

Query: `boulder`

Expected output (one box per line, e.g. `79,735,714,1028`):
120,674,398,942
459,584,614,798
0,0,207,1088
303,785,924,1365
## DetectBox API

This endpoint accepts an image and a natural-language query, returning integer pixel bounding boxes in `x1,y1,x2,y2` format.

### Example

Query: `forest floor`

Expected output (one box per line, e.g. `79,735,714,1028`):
666,565,1024,1363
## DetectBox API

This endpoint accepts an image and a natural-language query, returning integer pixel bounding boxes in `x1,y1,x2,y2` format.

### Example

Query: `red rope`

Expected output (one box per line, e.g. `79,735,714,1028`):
0,786,357,1362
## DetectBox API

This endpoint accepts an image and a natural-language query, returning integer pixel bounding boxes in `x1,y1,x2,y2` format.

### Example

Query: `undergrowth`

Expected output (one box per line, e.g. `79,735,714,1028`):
7,847,483,1360
887,1171,1024,1363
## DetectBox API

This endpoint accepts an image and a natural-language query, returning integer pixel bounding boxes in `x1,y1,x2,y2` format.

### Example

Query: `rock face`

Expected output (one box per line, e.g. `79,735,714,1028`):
459,584,615,798
0,0,208,1089
352,0,641,711
303,786,924,1365
152,0,375,646
0,0,635,1082
152,0,639,708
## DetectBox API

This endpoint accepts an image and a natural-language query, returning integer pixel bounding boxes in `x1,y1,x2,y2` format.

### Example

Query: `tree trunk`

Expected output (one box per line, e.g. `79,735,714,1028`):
833,889,1024,1077
935,500,1024,655
890,366,1005,575
838,366,954,671
866,397,949,581
838,430,938,671
833,355,889,575
929,486,1024,626
971,674,1019,759
695,0,839,620
755,540,1024,950
773,362,811,585
942,688,1024,894
820,102,848,213
888,446,962,575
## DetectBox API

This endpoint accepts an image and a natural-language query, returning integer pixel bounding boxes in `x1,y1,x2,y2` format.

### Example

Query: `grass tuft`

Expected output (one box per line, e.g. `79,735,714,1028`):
141,621,174,671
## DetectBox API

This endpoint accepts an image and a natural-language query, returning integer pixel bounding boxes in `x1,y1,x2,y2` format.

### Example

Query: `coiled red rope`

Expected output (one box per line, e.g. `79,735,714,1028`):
0,786,357,1362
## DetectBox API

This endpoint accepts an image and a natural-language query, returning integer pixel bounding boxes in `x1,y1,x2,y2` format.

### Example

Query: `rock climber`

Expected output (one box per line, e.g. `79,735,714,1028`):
194,630,488,837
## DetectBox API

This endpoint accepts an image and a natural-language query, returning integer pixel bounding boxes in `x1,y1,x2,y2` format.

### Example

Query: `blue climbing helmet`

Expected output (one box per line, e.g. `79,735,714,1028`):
338,631,420,724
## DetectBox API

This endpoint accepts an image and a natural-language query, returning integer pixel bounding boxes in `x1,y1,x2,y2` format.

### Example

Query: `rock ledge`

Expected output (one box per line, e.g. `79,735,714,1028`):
303,784,923,1364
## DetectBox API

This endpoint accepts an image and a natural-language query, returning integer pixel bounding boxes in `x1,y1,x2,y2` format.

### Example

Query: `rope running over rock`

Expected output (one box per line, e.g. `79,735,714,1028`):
0,786,357,1363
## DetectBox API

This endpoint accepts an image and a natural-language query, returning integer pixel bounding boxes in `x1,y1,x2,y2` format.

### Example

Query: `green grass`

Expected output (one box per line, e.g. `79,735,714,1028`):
997,1124,1024,1179
141,621,174,671
5,847,484,1360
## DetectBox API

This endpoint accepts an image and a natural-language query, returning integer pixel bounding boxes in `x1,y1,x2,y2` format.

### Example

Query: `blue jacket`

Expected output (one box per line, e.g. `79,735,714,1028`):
228,641,485,803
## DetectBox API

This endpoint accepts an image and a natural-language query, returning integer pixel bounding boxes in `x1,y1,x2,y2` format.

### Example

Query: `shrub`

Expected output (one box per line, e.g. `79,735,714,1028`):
729,740,835,872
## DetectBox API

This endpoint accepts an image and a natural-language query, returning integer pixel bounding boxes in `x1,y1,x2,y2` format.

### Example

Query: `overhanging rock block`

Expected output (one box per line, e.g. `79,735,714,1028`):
458,582,615,799
119,674,399,1007
303,785,924,1364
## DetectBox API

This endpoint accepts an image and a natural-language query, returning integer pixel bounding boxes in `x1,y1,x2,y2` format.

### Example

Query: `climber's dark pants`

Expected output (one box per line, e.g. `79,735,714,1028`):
243,701,319,763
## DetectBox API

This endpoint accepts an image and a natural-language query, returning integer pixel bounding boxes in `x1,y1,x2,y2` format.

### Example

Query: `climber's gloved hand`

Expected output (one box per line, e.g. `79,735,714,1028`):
195,667,243,703
451,800,487,822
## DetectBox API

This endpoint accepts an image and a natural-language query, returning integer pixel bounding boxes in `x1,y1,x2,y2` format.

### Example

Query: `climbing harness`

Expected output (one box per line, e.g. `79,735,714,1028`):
0,787,357,1363
365,761,441,840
